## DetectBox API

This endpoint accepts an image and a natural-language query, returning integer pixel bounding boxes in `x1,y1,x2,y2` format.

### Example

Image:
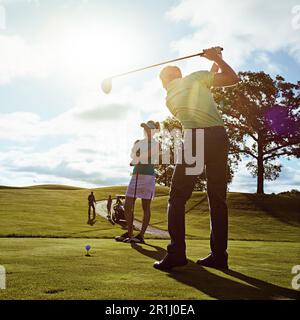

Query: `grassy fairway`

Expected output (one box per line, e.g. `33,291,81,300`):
0,185,299,300
0,185,169,239
1,186,299,242
134,192,300,242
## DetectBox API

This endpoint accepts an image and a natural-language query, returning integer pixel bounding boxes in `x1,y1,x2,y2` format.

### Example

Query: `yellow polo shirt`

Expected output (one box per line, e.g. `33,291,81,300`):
165,71,224,129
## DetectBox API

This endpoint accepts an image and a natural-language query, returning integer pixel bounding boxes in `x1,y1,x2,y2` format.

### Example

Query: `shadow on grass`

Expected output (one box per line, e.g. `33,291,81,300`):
131,243,299,300
185,195,207,214
244,193,300,227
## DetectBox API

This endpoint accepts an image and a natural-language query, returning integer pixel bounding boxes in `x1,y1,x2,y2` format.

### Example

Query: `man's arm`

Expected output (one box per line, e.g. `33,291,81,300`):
130,140,140,166
203,48,239,87
210,51,222,74
210,62,219,74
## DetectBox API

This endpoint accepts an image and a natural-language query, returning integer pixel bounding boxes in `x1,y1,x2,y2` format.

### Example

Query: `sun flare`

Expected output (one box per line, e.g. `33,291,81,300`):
44,20,145,83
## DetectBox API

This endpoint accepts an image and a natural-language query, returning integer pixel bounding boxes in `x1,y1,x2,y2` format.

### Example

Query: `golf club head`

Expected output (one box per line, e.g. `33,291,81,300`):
101,78,112,94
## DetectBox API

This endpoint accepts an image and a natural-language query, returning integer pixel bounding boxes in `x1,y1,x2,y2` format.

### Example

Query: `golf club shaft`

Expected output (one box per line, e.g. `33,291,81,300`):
110,48,223,79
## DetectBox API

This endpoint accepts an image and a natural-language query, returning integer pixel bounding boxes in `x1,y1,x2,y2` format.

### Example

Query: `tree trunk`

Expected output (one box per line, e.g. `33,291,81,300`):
164,174,168,187
164,168,169,187
257,134,264,194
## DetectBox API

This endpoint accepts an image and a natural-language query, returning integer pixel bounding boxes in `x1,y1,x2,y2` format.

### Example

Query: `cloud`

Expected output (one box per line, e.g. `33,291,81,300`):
230,157,300,193
0,112,42,141
9,160,128,186
75,103,134,121
0,136,133,187
167,0,300,72
254,52,282,74
0,34,51,84
0,97,147,187
2,0,299,190
0,75,168,187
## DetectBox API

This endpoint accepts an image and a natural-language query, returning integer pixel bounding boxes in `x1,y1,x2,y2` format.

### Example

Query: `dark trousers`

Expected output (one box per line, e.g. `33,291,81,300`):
88,204,96,219
107,205,112,217
167,127,229,261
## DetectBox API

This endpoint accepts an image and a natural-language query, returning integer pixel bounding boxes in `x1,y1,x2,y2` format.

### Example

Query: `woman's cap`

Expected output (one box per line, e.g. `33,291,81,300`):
141,120,160,130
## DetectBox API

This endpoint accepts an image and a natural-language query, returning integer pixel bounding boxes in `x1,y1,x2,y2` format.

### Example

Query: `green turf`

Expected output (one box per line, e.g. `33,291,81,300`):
0,238,299,300
133,192,300,242
1,186,299,242
0,185,299,300
0,185,169,239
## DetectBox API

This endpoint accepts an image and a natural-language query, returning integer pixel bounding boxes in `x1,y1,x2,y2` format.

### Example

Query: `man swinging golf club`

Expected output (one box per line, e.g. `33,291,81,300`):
154,47,239,271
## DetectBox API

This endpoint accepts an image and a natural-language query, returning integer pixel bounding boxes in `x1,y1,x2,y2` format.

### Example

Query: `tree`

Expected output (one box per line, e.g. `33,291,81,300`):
213,71,300,194
156,117,183,187
156,116,233,191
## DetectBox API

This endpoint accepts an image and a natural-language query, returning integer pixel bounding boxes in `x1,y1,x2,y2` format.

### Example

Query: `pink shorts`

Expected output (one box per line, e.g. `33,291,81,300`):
125,174,155,200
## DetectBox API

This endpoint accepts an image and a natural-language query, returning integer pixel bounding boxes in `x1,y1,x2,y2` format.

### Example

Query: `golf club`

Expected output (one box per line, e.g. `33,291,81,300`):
101,46,223,94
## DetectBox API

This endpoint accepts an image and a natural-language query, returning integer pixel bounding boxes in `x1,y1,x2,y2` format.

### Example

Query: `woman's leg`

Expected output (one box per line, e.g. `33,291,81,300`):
124,197,136,237
140,199,151,237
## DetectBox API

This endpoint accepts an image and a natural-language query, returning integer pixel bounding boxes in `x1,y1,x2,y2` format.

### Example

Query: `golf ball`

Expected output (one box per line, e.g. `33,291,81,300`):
85,244,91,251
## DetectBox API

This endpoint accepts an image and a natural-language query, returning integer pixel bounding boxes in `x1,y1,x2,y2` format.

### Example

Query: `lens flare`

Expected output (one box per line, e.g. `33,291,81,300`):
265,105,297,137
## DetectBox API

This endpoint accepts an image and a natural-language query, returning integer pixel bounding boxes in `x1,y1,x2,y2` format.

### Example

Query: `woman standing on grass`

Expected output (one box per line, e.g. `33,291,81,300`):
115,120,160,244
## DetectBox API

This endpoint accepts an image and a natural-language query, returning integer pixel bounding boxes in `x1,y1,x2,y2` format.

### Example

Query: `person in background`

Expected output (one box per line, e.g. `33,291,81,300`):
115,120,160,244
87,191,96,225
107,195,113,219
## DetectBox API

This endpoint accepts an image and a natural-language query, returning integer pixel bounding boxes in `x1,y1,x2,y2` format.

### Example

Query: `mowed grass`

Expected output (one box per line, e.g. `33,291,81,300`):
0,185,169,239
134,192,300,242
0,185,299,300
0,238,299,300
1,185,299,242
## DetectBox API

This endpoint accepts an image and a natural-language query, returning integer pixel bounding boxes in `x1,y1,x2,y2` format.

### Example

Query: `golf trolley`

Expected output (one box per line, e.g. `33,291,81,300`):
112,195,126,223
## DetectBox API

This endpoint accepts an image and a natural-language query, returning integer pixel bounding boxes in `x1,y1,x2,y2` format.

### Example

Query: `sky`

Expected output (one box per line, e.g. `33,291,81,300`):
0,0,299,193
